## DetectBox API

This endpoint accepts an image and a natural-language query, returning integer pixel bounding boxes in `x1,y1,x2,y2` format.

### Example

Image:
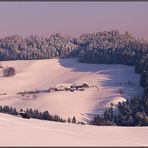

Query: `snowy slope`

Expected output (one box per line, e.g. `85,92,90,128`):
0,58,143,121
0,113,147,146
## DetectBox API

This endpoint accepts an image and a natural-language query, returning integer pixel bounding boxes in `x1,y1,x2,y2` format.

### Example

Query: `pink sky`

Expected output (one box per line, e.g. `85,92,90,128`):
0,2,148,39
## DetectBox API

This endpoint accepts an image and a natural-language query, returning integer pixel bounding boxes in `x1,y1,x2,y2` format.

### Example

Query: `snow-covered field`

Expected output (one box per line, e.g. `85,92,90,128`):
0,58,143,121
0,58,147,146
0,113,147,146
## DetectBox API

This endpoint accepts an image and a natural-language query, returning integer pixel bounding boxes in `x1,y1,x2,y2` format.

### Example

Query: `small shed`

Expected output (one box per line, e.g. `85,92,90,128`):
82,82,89,88
18,111,30,119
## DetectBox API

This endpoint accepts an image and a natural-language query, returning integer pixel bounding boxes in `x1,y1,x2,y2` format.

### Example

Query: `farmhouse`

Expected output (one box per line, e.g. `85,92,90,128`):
54,82,89,92
55,83,72,91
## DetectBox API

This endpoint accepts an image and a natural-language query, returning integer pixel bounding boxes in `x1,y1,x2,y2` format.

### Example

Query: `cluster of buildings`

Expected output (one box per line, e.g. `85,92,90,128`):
17,82,90,96
54,82,90,92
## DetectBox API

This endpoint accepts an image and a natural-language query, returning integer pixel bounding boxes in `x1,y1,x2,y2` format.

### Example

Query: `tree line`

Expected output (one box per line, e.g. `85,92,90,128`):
0,105,78,124
0,34,78,60
0,31,148,74
91,95,148,126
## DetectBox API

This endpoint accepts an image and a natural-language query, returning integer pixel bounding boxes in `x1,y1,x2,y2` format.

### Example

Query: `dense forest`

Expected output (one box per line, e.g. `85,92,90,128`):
0,30,148,126
0,34,78,60
0,31,148,75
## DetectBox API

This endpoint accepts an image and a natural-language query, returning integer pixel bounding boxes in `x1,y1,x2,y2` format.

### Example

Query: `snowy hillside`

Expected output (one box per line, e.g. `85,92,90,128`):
0,113,147,146
0,58,143,121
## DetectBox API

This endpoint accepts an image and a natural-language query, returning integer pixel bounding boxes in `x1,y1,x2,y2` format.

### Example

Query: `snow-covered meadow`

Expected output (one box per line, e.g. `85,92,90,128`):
0,58,143,121
0,58,147,146
0,113,147,146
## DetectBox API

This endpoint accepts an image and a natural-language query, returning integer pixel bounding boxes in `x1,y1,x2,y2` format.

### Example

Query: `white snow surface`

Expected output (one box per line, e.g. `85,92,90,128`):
0,113,147,146
0,58,143,121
